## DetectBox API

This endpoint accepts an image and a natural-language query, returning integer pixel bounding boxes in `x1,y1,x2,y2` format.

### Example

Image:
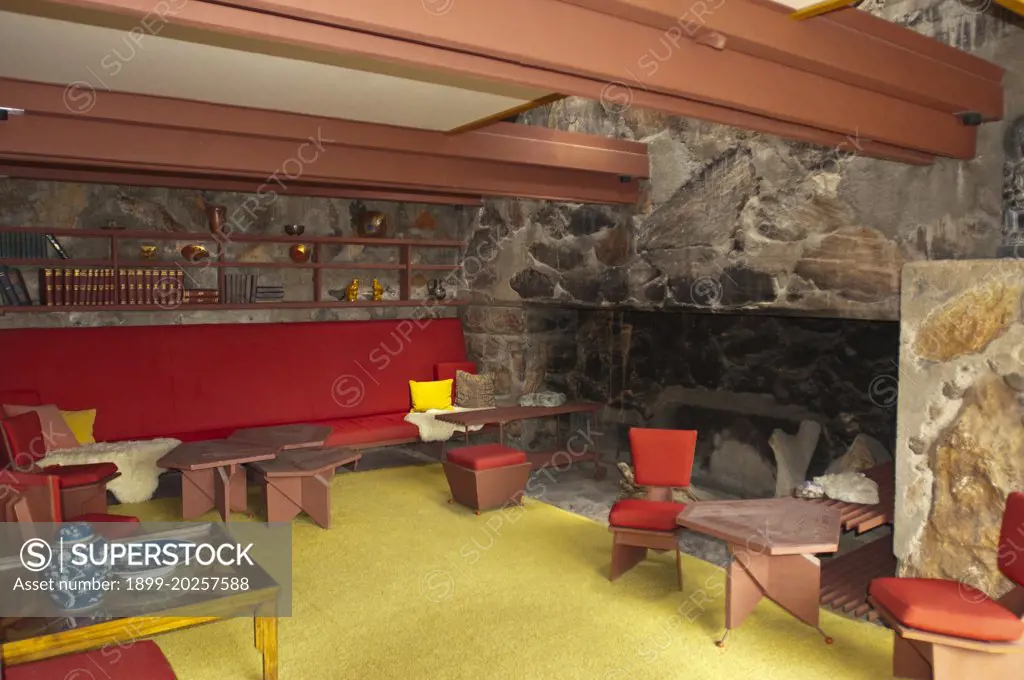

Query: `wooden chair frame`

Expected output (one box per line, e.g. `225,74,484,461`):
869,587,1024,679
609,486,683,590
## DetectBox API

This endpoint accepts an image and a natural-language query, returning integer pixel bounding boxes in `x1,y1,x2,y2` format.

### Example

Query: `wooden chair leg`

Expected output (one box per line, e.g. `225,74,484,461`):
892,636,932,680
610,538,647,582
675,544,684,591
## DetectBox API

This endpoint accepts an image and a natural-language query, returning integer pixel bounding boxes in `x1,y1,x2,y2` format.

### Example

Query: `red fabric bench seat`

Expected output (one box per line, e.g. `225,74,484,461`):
869,577,1024,642
322,413,419,447
6,640,176,679
42,462,118,487
447,444,528,471
609,498,688,532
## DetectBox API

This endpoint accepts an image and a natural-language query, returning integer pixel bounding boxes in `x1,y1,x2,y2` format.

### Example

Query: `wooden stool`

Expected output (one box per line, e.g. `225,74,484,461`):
443,444,532,515
251,447,361,528
4,640,176,679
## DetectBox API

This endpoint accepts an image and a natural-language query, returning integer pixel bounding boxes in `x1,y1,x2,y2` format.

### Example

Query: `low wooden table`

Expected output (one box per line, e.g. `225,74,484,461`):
157,440,277,521
251,447,361,528
228,424,333,451
0,523,280,680
677,498,841,647
435,402,605,478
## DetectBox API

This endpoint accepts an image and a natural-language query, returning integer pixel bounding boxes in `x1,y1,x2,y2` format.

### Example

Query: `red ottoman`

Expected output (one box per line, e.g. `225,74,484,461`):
6,640,176,679
443,444,532,514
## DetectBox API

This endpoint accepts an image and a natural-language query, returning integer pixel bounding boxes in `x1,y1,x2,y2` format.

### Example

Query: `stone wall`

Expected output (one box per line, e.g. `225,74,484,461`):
0,180,468,328
469,1,1024,321
896,260,1024,596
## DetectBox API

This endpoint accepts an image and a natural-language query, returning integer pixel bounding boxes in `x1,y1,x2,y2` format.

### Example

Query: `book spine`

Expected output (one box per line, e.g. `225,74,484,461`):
8,268,31,305
73,268,82,306
0,266,14,306
54,267,64,306
41,268,53,306
45,234,69,260
118,268,127,305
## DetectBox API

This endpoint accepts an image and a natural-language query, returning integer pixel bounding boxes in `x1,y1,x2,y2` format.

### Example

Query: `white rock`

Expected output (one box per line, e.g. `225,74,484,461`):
770,420,822,497
813,472,879,505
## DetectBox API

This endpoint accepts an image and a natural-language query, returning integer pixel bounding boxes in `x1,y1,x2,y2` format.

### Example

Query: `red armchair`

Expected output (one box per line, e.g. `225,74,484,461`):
0,411,119,519
868,491,1024,679
608,427,698,589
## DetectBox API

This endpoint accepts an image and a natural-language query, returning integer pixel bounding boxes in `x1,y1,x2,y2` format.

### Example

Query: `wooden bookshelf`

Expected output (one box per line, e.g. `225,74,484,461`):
0,226,466,313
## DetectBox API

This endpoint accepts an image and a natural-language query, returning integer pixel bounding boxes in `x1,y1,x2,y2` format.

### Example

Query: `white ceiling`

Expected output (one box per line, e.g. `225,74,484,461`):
0,6,554,131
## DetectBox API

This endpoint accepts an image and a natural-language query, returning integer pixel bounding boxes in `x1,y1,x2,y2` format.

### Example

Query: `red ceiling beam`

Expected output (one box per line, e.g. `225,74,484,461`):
0,106,642,204
560,0,1002,120
0,163,487,206
203,0,975,157
0,79,650,179
33,0,936,165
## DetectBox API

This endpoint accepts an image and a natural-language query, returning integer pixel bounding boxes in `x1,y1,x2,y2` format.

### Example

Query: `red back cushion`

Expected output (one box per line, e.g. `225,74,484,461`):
629,428,698,488
435,362,476,400
0,412,47,470
0,319,468,442
999,491,1024,587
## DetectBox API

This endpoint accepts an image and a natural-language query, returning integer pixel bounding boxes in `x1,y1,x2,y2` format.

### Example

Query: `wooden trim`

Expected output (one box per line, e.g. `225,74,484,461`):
447,94,565,134
561,0,1002,119
0,114,642,204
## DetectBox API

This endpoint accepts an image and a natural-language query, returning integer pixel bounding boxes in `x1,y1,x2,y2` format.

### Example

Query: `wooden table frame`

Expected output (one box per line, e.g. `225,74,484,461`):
436,402,606,479
678,499,841,647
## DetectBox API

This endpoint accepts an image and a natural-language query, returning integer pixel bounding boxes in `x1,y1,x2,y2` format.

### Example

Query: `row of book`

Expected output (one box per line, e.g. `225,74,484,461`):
0,233,68,260
40,268,190,306
220,276,286,304
0,266,32,306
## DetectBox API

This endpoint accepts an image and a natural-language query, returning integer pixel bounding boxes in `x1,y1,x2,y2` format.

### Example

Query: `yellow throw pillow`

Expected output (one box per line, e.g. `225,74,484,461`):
409,379,453,412
61,409,97,445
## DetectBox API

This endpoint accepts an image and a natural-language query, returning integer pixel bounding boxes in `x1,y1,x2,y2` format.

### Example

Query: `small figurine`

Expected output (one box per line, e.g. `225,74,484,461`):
427,279,446,300
372,278,384,301
345,278,359,302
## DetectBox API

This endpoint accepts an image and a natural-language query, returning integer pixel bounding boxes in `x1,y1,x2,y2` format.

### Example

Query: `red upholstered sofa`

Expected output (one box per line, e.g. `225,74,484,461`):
0,318,469,448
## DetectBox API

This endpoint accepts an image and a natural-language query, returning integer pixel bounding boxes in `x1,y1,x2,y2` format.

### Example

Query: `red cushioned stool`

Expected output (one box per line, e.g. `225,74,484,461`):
4,640,176,679
443,443,532,515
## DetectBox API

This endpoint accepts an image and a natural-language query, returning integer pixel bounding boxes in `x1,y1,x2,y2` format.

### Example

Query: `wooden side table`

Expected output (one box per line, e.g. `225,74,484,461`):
678,498,842,647
228,424,333,451
251,447,361,528
157,440,278,521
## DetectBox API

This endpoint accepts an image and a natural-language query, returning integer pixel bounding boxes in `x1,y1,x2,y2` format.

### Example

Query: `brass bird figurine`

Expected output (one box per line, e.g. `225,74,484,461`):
372,278,384,301
345,278,360,302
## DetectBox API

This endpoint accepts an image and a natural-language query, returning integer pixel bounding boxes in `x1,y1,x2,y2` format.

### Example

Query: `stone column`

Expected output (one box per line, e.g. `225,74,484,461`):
896,260,1024,597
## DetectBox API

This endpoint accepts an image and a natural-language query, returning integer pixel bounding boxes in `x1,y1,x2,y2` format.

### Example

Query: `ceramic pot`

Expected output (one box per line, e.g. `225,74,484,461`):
45,522,111,613
289,244,311,263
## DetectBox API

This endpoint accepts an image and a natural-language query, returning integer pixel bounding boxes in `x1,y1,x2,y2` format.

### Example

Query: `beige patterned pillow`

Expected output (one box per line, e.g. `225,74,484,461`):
455,370,495,408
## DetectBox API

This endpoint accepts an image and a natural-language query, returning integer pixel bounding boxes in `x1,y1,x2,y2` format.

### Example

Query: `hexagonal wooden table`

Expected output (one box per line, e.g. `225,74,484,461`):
250,447,362,529
228,424,333,451
158,440,278,521
677,498,842,646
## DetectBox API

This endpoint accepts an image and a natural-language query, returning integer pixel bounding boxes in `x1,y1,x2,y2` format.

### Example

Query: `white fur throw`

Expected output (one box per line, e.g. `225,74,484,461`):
37,438,181,504
404,407,487,442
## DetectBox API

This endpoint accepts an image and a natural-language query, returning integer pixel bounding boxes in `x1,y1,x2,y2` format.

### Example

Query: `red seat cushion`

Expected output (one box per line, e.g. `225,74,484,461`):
6,640,176,679
322,413,419,447
447,444,528,471
42,462,119,488
609,498,687,532
870,577,1024,642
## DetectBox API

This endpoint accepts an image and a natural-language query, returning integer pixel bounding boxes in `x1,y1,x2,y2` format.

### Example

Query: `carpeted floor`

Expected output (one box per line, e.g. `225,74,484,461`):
112,464,894,680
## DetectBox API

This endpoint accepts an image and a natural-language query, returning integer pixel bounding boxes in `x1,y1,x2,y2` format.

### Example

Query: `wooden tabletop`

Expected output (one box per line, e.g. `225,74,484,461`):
157,439,278,471
251,447,362,477
677,498,841,556
228,424,333,451
435,401,601,426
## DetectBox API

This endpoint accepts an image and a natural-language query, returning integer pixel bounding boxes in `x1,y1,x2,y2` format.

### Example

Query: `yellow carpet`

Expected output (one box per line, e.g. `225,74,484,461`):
113,465,895,680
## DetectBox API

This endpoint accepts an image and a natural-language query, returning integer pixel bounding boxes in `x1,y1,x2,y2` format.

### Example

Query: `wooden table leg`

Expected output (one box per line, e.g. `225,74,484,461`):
302,473,332,529
180,469,215,520
265,478,302,523
255,605,278,680
722,547,828,645
214,464,247,522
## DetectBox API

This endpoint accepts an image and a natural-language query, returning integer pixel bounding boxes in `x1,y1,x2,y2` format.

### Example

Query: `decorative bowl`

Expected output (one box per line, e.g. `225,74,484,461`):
180,244,209,261
283,224,305,236
289,244,311,263
140,245,158,260
45,523,111,613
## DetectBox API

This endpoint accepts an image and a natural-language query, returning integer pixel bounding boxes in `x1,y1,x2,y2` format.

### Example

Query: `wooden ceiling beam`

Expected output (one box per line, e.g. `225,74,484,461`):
0,162,487,206
0,79,650,179
31,0,936,164
200,0,975,157
0,113,641,204
560,0,1003,120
